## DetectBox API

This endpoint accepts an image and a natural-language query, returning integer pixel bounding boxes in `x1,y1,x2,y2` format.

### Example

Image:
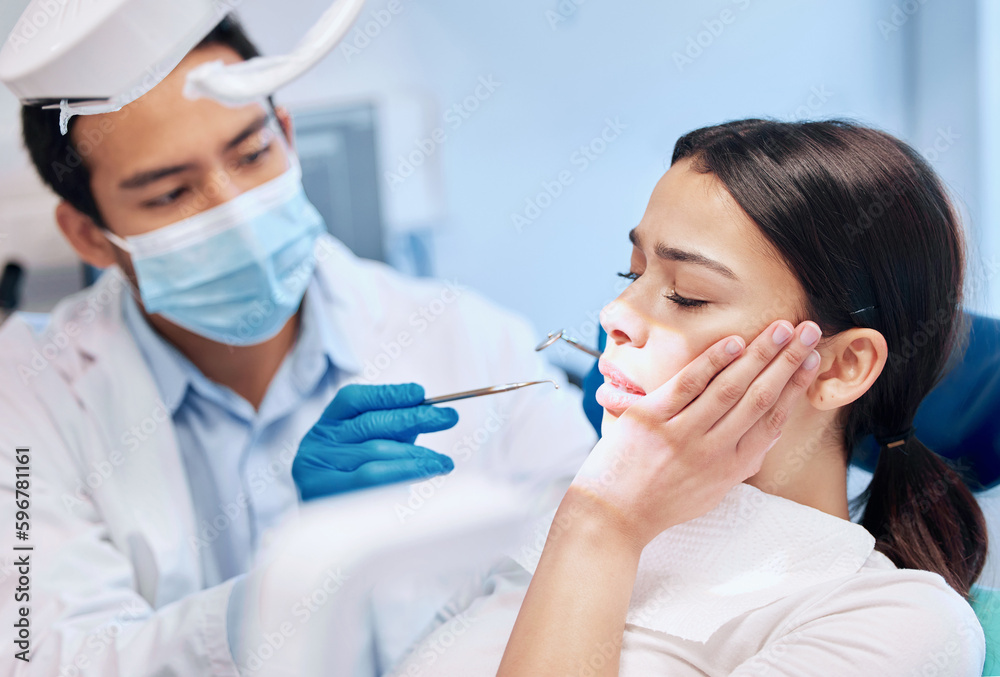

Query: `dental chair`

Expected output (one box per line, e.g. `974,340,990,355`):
584,312,1000,675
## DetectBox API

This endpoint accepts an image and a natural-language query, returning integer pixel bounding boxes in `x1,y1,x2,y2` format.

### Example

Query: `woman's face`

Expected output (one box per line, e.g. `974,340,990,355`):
598,158,808,427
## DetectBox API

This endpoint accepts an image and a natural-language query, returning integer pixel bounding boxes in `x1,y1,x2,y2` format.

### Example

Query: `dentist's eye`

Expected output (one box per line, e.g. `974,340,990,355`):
665,290,709,309
239,143,272,167
617,271,640,281
143,187,187,208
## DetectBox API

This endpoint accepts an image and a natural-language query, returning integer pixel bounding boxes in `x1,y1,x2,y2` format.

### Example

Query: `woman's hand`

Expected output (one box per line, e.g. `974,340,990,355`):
570,319,823,552
498,319,822,677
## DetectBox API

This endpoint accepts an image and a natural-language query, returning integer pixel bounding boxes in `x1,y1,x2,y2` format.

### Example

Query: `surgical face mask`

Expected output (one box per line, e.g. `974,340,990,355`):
105,161,325,346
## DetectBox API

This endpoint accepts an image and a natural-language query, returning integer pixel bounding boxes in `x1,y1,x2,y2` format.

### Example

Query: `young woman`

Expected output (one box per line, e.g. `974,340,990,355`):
394,120,988,676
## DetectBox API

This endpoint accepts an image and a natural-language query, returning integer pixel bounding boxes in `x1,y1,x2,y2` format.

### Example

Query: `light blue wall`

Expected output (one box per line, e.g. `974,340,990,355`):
240,0,913,373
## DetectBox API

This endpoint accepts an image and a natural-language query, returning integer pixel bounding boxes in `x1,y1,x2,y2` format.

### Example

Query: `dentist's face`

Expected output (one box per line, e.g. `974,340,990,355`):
598,158,807,427
72,44,292,237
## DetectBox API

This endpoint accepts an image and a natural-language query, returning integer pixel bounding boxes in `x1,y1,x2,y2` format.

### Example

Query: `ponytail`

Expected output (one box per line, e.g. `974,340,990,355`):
855,436,987,600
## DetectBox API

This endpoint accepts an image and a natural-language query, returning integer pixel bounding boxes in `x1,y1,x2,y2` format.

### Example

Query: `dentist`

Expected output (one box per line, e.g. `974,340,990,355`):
0,16,595,676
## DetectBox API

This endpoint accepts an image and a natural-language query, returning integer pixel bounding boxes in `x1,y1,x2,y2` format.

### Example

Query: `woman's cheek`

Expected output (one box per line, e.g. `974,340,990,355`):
644,325,700,391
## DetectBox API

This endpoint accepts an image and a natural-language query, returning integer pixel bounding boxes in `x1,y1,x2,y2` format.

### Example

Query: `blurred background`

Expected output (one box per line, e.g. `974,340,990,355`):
0,0,997,379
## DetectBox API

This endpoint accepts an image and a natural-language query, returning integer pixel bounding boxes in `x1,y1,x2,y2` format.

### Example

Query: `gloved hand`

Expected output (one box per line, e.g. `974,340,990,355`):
292,383,459,501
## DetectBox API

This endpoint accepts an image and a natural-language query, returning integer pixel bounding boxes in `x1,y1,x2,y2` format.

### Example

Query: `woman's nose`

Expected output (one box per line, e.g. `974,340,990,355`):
600,297,648,349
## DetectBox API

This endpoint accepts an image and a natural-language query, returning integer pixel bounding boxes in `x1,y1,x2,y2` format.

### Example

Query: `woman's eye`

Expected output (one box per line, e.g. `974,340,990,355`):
665,291,709,309
617,271,640,281
143,187,187,208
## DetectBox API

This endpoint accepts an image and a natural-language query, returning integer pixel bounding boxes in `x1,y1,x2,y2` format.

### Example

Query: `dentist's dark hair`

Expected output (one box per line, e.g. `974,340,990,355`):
20,15,266,228
671,119,986,598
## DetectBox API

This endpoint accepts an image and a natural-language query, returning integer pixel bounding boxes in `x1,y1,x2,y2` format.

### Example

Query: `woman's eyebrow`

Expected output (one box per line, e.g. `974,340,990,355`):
628,227,738,280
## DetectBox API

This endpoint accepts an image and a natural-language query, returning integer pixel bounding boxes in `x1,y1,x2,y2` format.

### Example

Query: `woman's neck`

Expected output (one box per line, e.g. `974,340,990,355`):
744,414,851,521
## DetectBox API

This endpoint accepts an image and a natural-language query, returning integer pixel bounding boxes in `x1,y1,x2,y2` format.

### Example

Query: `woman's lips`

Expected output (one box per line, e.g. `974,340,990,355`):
596,358,646,416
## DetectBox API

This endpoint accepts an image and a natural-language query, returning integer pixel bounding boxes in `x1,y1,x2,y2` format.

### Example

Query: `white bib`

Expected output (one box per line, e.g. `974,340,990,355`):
511,483,876,643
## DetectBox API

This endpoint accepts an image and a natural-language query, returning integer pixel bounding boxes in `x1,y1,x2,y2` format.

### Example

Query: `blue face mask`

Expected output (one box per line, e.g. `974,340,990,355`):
105,162,325,346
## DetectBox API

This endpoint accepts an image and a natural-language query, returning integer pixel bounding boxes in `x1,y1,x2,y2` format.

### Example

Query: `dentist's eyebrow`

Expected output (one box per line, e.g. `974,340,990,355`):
119,163,197,190
118,114,272,190
224,113,271,152
628,227,738,280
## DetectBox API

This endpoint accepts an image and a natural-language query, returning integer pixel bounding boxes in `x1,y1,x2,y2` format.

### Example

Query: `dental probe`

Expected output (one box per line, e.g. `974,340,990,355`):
422,380,558,405
535,329,602,357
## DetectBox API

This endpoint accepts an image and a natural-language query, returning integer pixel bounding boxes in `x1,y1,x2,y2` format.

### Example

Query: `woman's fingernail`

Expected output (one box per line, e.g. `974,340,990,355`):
772,322,793,345
725,338,744,355
766,432,782,452
800,323,822,347
802,350,820,371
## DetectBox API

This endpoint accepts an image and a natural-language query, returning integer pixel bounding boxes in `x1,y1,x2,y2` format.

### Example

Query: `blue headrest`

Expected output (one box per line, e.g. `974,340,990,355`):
853,312,1000,490
581,312,1000,490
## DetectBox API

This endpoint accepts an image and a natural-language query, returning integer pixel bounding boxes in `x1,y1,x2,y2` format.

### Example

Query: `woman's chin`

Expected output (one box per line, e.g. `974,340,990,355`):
600,409,620,432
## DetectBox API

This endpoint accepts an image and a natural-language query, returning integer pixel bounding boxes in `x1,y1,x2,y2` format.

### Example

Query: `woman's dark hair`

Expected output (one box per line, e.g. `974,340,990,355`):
671,119,986,598
20,15,265,228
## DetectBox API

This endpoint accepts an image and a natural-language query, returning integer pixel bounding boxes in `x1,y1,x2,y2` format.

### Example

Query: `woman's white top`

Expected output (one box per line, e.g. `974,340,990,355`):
394,484,985,676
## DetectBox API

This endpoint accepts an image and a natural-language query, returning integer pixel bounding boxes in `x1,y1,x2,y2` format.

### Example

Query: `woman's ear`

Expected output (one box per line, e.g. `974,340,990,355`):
55,201,117,269
806,328,888,410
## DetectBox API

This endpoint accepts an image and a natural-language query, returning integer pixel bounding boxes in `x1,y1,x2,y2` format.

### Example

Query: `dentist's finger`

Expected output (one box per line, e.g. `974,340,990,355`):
638,334,745,420
293,439,453,474
352,453,455,488
335,406,459,443
295,452,455,499
322,383,426,420
709,321,822,440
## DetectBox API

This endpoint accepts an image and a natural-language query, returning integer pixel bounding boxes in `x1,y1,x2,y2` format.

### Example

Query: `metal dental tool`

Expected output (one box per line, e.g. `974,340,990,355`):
422,380,558,405
534,329,602,358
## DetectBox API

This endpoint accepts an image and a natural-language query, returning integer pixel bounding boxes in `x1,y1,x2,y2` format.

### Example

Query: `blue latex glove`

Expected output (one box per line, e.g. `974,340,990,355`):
292,383,459,501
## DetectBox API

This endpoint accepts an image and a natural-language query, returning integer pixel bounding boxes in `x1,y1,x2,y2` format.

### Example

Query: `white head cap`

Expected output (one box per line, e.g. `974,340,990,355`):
0,0,224,114
0,0,367,133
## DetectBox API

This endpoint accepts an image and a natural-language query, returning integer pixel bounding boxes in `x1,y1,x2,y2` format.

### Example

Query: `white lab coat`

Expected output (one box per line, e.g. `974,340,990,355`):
0,234,596,676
